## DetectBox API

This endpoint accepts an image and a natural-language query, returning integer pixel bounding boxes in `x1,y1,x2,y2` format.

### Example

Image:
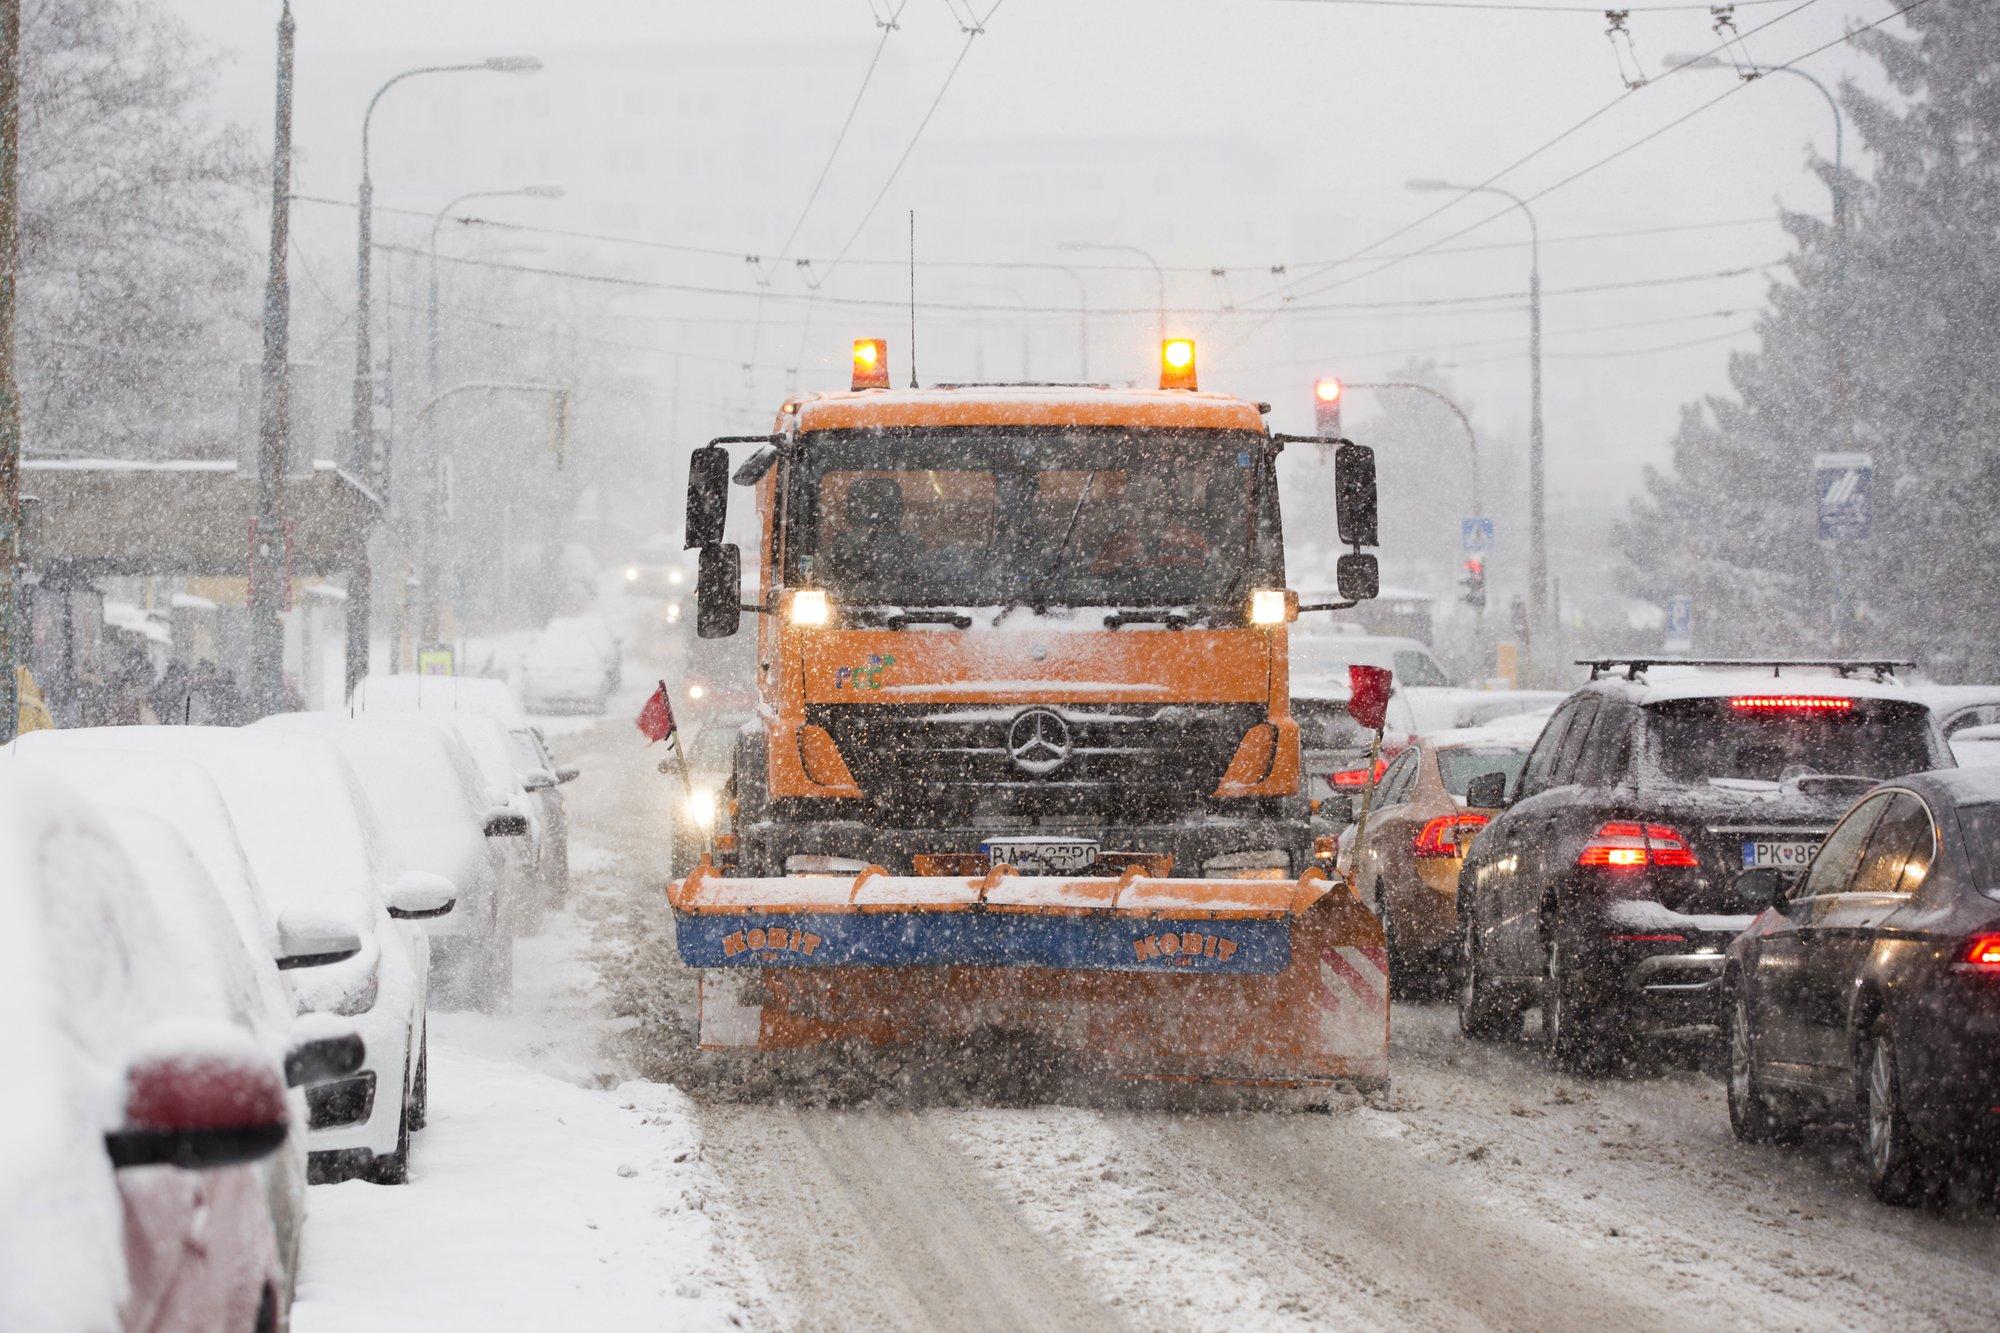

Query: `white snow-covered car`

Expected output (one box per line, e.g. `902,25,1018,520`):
0,768,331,1333
2,738,369,1297
346,673,577,902
261,713,524,1006
25,727,453,1183
519,629,614,714
544,613,622,690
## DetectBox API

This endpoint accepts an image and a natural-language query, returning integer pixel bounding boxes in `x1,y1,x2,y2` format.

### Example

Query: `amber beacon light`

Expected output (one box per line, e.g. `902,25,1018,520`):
1159,338,1198,391
851,338,890,390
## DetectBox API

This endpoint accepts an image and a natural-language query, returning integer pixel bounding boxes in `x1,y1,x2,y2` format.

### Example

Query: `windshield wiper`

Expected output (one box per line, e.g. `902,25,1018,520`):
996,469,1098,624
1104,608,1192,630
885,610,973,630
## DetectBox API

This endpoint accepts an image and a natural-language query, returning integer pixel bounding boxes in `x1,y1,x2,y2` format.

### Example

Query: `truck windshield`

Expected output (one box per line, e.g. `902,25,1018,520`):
784,427,1282,608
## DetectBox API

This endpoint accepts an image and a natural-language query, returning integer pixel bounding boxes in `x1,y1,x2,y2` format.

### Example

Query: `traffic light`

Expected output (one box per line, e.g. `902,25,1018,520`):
1314,377,1343,439
1460,557,1487,611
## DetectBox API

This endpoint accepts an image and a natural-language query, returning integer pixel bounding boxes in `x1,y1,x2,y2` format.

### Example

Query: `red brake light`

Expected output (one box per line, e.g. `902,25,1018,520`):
1413,812,1489,858
1730,695,1853,713
1577,821,1699,870
1961,934,2000,971
1330,759,1386,788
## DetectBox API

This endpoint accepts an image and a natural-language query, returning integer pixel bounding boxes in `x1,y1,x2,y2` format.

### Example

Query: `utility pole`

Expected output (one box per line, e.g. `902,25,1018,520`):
247,1,295,718
0,0,21,745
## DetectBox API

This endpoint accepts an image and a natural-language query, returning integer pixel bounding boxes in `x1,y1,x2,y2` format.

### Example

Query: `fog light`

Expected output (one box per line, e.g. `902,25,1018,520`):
686,787,717,827
789,589,832,626
1249,589,1291,625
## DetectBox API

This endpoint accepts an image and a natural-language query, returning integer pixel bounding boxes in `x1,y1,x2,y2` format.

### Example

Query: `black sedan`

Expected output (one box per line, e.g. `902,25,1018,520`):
1725,768,2000,1204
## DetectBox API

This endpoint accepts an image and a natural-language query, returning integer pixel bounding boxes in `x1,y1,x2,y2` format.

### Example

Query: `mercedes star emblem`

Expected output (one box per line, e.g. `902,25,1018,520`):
1007,708,1072,775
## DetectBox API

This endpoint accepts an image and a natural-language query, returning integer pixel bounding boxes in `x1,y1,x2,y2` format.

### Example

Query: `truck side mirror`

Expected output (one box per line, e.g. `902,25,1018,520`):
1337,553,1379,602
1334,442,1378,547
697,544,742,639
685,445,730,549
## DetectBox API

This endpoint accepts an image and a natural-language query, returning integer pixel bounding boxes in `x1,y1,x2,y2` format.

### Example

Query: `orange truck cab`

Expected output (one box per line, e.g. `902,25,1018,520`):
682,338,1382,884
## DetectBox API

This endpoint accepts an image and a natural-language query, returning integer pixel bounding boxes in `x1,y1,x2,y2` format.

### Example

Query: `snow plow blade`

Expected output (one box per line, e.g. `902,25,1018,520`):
668,863,1389,1094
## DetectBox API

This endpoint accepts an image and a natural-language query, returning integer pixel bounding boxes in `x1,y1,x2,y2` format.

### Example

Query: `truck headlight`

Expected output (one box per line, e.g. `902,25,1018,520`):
1249,589,1292,625
789,589,832,626
686,787,718,827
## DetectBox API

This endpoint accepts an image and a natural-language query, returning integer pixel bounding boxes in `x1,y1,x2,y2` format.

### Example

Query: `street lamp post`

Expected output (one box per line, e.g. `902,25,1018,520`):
1060,242,1165,344
348,54,539,694
1408,179,1544,644
425,184,563,393
1668,53,1851,641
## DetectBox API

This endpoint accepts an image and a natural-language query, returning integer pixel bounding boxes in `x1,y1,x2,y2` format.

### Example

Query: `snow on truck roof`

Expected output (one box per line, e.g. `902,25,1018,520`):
789,385,1268,434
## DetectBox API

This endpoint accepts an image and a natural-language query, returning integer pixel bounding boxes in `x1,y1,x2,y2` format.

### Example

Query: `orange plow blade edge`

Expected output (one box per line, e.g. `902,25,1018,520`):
667,863,1389,1095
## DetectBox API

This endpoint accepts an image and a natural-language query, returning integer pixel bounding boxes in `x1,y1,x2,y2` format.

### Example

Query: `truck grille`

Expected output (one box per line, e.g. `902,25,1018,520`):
805,702,1265,820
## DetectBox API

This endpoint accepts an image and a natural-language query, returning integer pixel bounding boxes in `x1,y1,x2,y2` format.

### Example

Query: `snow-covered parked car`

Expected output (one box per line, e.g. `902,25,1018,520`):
0,768,325,1333
2,737,371,1298
519,626,615,714
21,727,453,1183
545,613,622,691
261,713,525,1007
347,673,577,903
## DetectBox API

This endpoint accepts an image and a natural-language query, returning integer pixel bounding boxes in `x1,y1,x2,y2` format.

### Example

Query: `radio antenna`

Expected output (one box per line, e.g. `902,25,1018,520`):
908,209,919,388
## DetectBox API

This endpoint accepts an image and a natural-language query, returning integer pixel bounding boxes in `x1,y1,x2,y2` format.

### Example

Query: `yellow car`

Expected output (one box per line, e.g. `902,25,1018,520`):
1349,721,1539,996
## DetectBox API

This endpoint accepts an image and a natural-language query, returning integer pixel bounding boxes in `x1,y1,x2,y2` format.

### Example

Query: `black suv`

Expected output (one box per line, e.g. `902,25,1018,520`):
1453,659,1951,1071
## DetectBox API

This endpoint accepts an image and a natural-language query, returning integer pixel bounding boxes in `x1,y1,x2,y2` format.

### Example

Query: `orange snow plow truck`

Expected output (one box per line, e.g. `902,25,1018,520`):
669,337,1390,1100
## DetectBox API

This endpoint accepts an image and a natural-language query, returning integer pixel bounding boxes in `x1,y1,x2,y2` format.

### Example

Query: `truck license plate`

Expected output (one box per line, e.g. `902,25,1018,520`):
981,837,1099,875
1743,839,1817,869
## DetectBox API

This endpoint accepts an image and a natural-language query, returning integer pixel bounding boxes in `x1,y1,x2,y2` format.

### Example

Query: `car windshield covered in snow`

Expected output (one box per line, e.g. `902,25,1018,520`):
1643,696,1936,784
784,426,1282,608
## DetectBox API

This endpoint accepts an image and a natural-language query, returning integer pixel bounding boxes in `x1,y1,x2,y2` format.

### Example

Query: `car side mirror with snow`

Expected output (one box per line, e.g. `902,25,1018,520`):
554,764,580,785
283,1018,366,1088
1464,770,1511,810
1733,867,1787,911
105,1027,290,1171
521,770,558,792
385,870,457,920
274,909,364,971
484,807,532,838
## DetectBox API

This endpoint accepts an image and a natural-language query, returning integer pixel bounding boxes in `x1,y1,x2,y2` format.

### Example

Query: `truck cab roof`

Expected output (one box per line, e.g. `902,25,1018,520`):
785,384,1268,435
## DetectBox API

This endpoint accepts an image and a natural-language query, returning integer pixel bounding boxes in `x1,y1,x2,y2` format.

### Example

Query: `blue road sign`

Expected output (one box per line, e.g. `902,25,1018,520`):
1665,594,1693,648
1814,452,1873,542
1460,517,1494,554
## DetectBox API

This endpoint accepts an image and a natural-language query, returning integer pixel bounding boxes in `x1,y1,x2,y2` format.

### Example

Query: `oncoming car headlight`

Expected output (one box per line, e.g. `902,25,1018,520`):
625,565,640,582
686,787,718,828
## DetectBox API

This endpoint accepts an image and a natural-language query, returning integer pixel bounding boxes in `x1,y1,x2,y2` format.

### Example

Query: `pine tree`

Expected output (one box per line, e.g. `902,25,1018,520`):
1620,0,2000,676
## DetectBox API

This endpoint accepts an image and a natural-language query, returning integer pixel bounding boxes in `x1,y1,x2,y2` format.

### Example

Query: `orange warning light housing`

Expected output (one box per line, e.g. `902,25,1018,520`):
851,338,889,391
1159,338,1198,391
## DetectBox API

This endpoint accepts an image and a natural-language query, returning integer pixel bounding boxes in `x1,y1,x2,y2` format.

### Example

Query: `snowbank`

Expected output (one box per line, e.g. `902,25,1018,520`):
292,1043,742,1332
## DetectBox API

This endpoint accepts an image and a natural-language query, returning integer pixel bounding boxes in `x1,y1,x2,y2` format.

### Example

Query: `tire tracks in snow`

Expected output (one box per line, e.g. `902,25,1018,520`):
697,1105,1128,1331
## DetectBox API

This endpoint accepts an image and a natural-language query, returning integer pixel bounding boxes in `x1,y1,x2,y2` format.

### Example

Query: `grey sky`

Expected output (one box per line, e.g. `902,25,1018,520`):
181,0,1896,503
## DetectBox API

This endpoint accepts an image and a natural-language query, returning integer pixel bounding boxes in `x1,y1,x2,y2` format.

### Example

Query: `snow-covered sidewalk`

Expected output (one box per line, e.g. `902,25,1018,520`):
293,1039,740,1332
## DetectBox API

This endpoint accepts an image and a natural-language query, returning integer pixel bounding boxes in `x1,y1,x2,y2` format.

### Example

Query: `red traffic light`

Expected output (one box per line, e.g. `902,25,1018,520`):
1314,377,1344,439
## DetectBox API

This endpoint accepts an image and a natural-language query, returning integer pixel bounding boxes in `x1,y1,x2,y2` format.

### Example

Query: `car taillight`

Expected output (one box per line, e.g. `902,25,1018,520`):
1413,813,1489,858
1729,695,1853,713
1576,821,1700,870
1331,758,1387,788
1958,934,2000,972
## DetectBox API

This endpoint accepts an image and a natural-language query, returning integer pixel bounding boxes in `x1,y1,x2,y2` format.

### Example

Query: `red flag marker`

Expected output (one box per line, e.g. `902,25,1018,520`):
637,680,677,743
1347,664,1393,733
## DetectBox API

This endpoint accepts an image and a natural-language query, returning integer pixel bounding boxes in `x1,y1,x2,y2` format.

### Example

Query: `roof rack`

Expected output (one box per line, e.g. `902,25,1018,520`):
1576,657,1916,683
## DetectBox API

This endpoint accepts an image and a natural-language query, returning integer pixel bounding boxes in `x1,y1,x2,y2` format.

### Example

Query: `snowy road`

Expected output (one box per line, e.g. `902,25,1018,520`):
294,649,2000,1332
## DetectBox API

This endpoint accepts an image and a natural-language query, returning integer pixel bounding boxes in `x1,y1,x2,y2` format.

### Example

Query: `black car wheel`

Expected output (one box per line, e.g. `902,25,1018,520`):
1726,984,1800,1145
1543,932,1607,1074
1861,1024,1931,1206
1456,911,1522,1040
